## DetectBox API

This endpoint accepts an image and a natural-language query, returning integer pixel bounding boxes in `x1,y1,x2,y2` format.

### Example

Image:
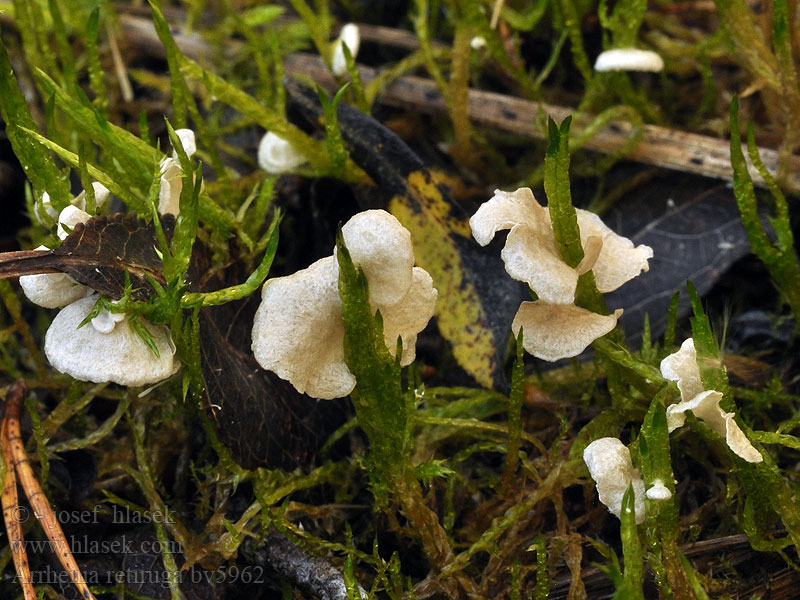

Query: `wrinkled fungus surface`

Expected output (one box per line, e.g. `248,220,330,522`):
45,296,178,386
660,338,762,463
583,437,646,523
470,187,652,361
252,210,437,399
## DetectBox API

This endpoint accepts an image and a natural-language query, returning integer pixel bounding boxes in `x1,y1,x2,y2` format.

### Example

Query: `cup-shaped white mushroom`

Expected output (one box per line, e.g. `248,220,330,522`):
251,210,437,399
594,48,664,72
583,437,646,523
257,132,308,174
332,23,360,77
158,128,197,216
660,338,762,463
44,296,178,386
20,206,95,309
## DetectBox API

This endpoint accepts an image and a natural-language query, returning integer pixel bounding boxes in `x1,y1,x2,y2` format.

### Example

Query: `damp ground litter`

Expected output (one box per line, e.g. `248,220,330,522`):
1,1,800,599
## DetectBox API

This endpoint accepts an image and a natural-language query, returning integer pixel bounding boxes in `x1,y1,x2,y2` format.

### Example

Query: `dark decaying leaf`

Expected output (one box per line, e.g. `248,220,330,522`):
199,260,347,470
603,174,752,340
0,213,174,301
288,80,526,390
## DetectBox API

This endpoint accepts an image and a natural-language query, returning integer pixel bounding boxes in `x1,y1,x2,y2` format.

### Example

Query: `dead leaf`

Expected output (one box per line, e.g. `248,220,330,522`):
0,213,174,301
603,174,752,340
198,258,348,470
288,81,526,390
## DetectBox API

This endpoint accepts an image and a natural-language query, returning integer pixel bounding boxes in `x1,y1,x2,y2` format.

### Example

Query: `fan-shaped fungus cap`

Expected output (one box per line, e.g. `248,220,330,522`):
583,437,646,523
332,23,360,76
469,188,652,303
594,48,664,72
19,248,93,309
470,187,651,361
470,188,576,304
257,132,308,174
251,210,437,399
512,302,623,361
660,338,762,463
44,296,178,386
646,479,673,501
158,128,198,216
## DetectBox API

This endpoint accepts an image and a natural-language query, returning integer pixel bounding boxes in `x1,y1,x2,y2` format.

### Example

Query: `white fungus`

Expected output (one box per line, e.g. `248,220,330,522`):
56,205,92,240
583,437,646,523
18,256,93,309
257,132,308,174
158,128,198,216
21,188,180,387
20,203,96,308
469,188,652,361
646,479,673,501
512,302,623,362
44,296,178,386
470,36,487,50
251,210,437,399
660,338,762,463
90,304,126,334
36,182,111,224
594,48,665,72
332,23,361,77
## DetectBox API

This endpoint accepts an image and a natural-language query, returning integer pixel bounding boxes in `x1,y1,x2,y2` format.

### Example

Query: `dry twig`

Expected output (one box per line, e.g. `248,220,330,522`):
116,13,800,193
2,381,97,600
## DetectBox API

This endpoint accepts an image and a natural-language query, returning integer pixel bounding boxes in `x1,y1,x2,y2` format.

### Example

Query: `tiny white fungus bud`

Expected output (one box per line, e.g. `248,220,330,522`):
73,182,111,212
37,191,57,223
158,129,198,216
37,183,111,225
172,128,197,159
332,23,360,76
257,132,308,174
594,48,664,72
90,305,126,334
470,36,487,50
646,479,672,501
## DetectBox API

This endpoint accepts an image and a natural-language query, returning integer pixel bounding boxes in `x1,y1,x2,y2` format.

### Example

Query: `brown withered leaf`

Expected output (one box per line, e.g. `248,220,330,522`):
0,213,173,301
198,257,347,470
